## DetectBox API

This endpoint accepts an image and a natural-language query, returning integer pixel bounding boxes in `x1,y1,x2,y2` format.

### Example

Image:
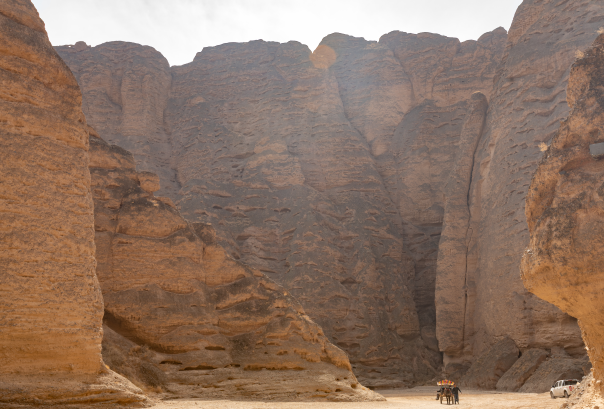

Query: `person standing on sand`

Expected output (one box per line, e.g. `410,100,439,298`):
436,386,443,400
452,385,462,404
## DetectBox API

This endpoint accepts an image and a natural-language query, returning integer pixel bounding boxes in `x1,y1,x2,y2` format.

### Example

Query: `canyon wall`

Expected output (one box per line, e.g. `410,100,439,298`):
88,131,381,401
57,28,507,388
56,0,604,388
448,0,604,371
59,38,442,388
0,0,145,404
522,33,604,401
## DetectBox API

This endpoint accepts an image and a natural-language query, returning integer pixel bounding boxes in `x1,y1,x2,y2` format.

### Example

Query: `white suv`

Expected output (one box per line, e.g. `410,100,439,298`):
550,379,579,399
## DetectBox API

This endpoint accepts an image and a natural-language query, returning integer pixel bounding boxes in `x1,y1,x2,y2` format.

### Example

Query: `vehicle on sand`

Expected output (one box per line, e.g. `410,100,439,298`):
550,379,579,399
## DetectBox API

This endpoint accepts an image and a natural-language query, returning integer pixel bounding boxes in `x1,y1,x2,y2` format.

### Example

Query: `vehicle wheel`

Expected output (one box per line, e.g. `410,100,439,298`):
564,391,569,398
551,391,556,399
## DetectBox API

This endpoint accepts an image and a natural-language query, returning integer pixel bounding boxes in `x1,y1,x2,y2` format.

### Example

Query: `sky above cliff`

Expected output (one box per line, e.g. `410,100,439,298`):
32,0,523,66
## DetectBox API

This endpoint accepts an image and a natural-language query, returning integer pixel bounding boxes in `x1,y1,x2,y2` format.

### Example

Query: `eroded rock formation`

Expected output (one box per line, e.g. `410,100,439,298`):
437,0,603,371
56,28,508,388
459,337,519,389
55,0,604,389
0,0,145,405
88,132,381,401
59,38,440,389
522,33,604,401
495,348,548,392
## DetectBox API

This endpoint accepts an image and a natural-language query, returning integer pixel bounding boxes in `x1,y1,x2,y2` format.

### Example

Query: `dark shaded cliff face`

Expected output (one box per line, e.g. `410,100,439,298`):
56,0,604,387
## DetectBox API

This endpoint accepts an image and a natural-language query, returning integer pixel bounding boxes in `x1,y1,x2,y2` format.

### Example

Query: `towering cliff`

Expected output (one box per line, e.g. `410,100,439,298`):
59,39,441,388
55,0,604,388
318,29,507,356
0,0,145,404
522,33,604,404
446,0,604,371
88,131,382,401
56,28,506,387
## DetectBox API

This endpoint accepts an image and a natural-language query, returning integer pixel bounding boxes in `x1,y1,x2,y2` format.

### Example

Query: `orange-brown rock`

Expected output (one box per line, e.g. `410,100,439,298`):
437,0,603,371
459,337,519,389
319,31,506,358
0,0,145,405
517,355,589,393
55,0,604,389
496,348,548,392
58,39,440,389
522,33,604,399
56,40,177,197
88,133,382,401
56,29,507,388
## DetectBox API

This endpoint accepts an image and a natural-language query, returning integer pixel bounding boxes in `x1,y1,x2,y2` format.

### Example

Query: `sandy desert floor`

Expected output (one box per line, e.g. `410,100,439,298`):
152,386,563,408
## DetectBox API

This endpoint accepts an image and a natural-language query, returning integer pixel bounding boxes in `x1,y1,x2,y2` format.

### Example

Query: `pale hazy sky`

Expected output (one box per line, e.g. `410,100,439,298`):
32,0,523,66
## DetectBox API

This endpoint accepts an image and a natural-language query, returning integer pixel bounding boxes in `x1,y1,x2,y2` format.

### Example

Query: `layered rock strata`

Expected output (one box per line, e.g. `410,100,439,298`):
319,29,507,359
522,33,604,398
0,0,145,404
88,132,381,401
55,0,604,388
57,40,176,197
59,39,441,388
437,0,603,367
56,28,508,388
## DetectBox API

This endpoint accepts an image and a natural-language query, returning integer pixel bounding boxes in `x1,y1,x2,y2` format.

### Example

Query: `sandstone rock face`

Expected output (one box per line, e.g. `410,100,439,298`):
438,0,604,367
0,0,145,404
56,29,506,388
522,33,604,395
459,337,519,389
55,0,604,388
320,30,506,359
496,348,548,392
518,356,589,393
59,39,441,388
88,133,381,401
57,41,177,197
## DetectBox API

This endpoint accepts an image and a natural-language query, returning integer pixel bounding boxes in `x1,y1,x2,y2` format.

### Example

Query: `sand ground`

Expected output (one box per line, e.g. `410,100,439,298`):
152,386,563,408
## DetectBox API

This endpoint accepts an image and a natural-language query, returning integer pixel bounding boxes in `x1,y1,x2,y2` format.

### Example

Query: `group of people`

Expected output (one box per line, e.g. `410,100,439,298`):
436,384,461,404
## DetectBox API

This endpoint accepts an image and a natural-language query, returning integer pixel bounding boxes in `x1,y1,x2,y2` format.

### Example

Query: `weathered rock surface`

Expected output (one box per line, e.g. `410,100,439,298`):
459,337,519,389
59,38,441,388
88,133,381,401
320,29,506,360
57,40,177,197
55,0,604,389
0,0,145,405
522,33,604,396
434,92,489,355
56,29,507,388
496,348,548,392
438,0,603,368
518,356,589,393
